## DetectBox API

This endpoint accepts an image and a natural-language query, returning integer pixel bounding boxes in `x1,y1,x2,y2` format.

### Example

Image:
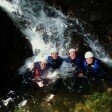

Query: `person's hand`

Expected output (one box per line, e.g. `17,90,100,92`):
37,81,44,87
78,73,84,77
46,94,54,102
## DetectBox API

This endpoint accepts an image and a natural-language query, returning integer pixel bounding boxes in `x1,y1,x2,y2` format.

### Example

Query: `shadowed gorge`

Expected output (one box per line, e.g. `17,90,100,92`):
0,7,33,91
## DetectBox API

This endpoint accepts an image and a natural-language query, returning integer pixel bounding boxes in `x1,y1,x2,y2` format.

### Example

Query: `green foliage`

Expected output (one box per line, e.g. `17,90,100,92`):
74,92,112,112
13,92,112,112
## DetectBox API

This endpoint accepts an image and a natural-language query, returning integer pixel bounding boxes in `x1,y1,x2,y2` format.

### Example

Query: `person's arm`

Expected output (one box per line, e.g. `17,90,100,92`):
75,58,85,77
34,69,44,87
34,69,40,79
47,56,53,67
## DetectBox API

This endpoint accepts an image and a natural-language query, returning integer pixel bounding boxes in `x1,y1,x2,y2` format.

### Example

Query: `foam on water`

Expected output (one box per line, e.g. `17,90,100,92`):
0,0,112,75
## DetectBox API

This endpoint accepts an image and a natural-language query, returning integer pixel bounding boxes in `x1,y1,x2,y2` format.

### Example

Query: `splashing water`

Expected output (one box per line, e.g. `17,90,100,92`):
1,1,112,111
0,0,112,74
0,0,71,71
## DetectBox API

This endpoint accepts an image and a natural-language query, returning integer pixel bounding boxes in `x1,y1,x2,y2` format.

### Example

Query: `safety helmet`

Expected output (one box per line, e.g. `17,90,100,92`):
69,48,77,54
50,48,58,54
40,57,47,63
85,51,94,58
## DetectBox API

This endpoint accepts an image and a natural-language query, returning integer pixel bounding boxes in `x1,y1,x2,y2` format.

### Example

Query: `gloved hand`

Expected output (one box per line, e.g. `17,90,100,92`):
37,81,44,87
46,94,54,102
78,73,84,77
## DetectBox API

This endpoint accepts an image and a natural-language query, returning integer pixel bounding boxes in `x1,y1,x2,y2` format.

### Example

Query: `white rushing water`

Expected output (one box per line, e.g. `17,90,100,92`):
0,0,112,73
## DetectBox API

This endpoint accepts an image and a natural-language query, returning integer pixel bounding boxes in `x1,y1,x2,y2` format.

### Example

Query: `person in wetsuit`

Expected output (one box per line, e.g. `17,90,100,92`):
46,48,63,101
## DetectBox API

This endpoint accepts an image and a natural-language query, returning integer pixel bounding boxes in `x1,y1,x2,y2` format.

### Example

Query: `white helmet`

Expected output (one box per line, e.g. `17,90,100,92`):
40,57,47,63
85,51,94,58
69,48,76,54
50,48,58,54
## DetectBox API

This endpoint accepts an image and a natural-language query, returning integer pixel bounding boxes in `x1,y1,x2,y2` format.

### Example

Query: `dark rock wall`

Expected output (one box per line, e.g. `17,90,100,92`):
0,7,33,90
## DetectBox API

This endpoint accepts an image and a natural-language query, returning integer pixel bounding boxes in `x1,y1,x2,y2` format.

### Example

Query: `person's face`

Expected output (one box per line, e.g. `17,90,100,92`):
69,51,76,59
86,57,94,64
51,52,58,59
40,62,47,69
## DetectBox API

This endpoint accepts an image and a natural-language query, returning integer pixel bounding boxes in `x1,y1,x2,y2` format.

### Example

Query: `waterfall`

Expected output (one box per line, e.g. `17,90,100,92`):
0,0,112,69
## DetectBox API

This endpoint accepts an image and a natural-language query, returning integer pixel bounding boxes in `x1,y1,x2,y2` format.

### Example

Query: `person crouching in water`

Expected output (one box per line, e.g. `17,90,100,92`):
33,58,49,88
64,48,84,92
65,48,83,73
82,51,107,80
81,51,107,91
46,48,63,101
47,48,63,70
20,58,49,95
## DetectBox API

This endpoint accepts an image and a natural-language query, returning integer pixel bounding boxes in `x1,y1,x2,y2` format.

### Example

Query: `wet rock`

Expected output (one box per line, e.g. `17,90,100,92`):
0,7,33,91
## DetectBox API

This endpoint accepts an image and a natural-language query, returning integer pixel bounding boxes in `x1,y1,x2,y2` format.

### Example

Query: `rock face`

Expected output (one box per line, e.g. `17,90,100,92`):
0,8,33,91
45,0,112,57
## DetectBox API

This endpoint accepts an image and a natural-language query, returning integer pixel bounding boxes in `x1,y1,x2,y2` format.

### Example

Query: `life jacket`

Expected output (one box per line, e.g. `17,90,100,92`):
65,56,83,69
82,58,101,75
64,56,83,76
47,56,63,69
